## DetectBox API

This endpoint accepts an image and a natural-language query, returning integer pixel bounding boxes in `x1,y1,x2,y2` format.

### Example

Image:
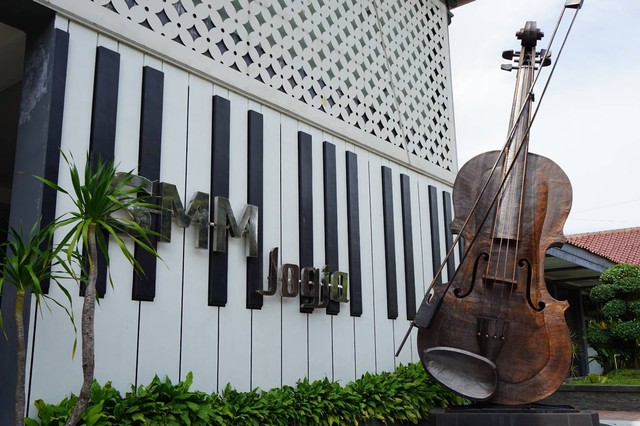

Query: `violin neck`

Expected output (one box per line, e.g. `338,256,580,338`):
494,47,536,241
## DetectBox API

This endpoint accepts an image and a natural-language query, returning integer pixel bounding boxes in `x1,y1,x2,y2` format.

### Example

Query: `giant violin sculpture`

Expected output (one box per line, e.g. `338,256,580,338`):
414,21,573,405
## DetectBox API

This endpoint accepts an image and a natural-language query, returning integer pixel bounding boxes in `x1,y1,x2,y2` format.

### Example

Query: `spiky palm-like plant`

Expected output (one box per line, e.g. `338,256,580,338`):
39,152,160,426
0,221,75,426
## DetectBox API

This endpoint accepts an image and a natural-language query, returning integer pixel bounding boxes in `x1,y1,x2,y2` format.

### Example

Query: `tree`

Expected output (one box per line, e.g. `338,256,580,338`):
40,153,160,426
586,264,640,371
0,221,75,426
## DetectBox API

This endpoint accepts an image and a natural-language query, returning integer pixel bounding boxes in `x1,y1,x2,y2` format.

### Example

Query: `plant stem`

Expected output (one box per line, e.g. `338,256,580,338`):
14,290,25,426
65,224,98,426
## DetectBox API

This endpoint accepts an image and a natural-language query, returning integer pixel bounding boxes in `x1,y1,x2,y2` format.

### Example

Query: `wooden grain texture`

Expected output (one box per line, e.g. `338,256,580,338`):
418,150,572,404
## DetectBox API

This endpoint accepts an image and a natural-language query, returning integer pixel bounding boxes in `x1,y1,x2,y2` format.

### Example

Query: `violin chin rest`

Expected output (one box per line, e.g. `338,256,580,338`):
422,346,497,401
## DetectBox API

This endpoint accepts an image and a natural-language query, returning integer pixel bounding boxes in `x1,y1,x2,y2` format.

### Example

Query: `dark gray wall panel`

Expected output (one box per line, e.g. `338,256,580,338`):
39,29,69,294
0,24,68,426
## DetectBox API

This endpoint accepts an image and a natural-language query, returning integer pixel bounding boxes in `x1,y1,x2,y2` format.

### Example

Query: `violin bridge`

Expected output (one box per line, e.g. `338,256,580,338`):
483,274,518,288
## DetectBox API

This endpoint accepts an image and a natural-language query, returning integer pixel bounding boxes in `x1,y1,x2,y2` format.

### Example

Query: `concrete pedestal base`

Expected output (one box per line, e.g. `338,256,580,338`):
429,404,600,426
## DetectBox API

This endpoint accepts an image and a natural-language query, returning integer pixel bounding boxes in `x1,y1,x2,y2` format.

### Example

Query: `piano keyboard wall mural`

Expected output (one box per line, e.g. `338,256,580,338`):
23,20,459,410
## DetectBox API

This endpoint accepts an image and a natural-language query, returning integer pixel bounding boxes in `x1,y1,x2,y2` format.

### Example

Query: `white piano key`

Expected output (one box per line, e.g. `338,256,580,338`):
93,41,142,392
136,61,188,386
251,104,283,391
180,74,218,392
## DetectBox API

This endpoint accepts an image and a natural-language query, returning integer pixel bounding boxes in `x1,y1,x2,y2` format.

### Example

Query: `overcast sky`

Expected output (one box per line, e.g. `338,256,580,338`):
447,0,640,235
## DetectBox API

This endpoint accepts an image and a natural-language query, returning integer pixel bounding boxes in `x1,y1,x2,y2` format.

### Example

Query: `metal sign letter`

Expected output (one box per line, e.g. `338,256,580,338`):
212,196,259,257
160,183,210,249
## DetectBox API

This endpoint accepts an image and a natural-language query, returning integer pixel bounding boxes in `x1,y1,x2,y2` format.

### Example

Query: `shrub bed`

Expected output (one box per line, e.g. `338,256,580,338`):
27,362,467,425
565,369,640,385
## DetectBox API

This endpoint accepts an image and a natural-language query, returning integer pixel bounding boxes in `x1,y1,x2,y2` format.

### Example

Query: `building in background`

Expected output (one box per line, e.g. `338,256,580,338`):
545,227,640,375
0,0,471,421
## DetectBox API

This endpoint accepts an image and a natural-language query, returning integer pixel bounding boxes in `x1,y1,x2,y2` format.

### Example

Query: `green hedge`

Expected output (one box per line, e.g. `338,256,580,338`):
27,363,467,425
564,368,640,385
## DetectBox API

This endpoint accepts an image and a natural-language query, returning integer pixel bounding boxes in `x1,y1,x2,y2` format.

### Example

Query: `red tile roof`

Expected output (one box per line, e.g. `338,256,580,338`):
568,227,640,266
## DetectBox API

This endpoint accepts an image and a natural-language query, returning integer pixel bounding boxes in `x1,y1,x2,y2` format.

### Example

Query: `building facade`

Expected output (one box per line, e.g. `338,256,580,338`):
0,0,470,421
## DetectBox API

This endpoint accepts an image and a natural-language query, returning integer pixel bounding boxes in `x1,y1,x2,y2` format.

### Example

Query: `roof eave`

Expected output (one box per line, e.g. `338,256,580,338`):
548,244,615,274
446,0,476,10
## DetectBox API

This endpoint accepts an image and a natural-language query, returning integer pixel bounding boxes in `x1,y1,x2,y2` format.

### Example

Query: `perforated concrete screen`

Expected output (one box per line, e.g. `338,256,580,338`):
93,0,455,171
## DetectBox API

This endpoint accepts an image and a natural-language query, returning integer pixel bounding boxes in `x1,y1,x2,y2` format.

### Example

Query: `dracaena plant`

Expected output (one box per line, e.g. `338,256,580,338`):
37,152,161,426
0,220,76,426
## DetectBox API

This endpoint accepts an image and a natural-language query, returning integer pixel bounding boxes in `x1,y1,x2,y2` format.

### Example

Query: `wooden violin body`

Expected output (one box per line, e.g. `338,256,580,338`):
417,150,572,404
414,21,574,405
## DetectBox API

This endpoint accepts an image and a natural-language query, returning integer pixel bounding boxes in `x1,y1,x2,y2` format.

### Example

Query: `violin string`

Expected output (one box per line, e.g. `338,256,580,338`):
501,5,583,314
470,5,582,338
512,137,531,307
504,59,534,316
524,5,570,111
500,51,527,316
447,9,572,283
480,39,527,321
495,101,519,321
404,5,584,349
495,5,583,326
489,43,531,324
507,67,534,315
512,83,533,309
398,6,584,359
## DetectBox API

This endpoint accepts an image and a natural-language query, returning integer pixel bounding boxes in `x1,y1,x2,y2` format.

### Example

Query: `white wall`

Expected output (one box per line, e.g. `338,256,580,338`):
23,11,457,416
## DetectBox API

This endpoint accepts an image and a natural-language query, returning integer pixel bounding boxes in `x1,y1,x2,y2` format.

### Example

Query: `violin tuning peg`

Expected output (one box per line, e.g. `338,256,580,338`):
501,64,517,72
502,50,515,60
535,50,552,67
565,0,583,9
537,49,552,59
502,50,521,60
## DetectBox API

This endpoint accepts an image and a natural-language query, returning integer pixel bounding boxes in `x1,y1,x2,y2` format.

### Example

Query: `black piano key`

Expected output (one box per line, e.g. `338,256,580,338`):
81,45,120,299
400,174,416,320
381,166,398,320
428,185,442,284
298,131,314,313
40,29,69,294
132,66,163,302
246,110,264,309
345,151,362,317
442,190,456,281
323,142,339,315
208,95,231,306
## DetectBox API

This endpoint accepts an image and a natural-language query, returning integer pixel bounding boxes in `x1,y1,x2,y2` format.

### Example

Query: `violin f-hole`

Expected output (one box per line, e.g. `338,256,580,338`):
520,258,545,312
454,252,489,299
